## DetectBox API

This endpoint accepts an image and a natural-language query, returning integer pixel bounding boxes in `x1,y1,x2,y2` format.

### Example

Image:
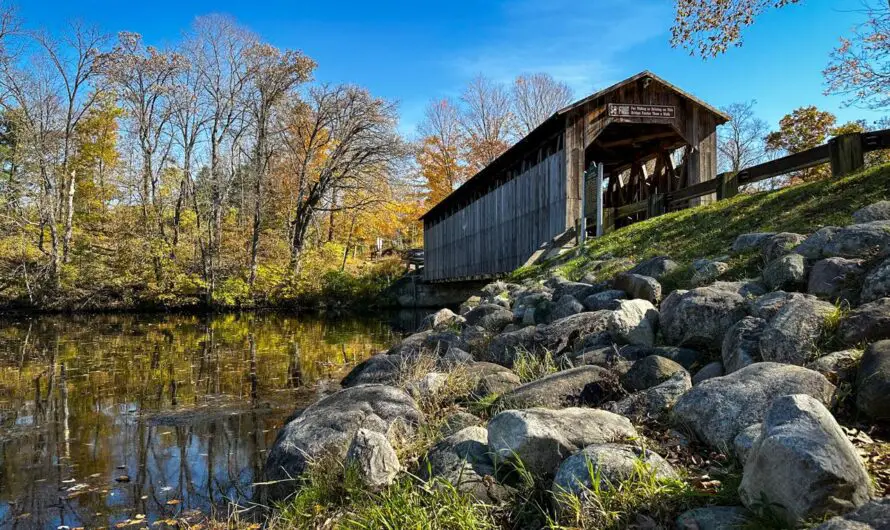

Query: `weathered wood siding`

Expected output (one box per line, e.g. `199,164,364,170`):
423,149,567,281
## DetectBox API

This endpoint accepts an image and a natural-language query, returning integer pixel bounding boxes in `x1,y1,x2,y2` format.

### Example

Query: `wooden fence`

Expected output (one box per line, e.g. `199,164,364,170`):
592,128,890,233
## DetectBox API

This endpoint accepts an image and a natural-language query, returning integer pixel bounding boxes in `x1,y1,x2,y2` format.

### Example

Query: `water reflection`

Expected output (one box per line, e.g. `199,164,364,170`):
0,312,401,529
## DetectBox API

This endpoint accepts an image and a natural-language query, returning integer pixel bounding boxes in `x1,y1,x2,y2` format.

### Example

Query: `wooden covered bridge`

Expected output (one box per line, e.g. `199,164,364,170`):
420,71,730,282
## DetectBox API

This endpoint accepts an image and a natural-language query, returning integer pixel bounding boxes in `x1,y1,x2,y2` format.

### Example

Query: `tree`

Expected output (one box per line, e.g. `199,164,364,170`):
824,1,890,110
279,84,403,272
460,75,514,171
243,43,314,291
766,105,837,182
672,0,803,58
415,98,466,205
718,100,769,173
511,73,573,135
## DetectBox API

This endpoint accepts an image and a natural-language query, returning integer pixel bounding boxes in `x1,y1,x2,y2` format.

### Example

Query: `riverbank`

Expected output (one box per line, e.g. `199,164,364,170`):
250,163,890,529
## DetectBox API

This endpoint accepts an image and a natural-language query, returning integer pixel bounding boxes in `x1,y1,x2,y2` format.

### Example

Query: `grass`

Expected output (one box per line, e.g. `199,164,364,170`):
512,162,890,290
512,347,560,383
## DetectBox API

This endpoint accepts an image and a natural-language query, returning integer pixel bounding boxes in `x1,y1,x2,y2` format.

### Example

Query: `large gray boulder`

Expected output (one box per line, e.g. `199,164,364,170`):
487,408,638,476
461,325,492,357
759,294,835,366
552,443,677,499
671,362,836,451
486,326,539,367
548,295,585,322
795,221,890,260
628,256,679,279
621,355,685,391
464,303,514,333
346,428,400,489
472,365,521,399
692,361,724,385
583,289,627,311
421,308,466,332
739,394,873,527
808,257,866,304
852,200,890,223
535,311,613,355
418,426,507,502
494,365,617,410
862,256,890,304
675,506,756,530
264,385,423,501
762,253,808,291
660,285,748,350
606,371,692,422
342,353,403,387
388,330,467,357
722,316,767,374
512,292,553,325
552,281,600,302
732,232,776,254
613,272,662,304
606,299,660,347
807,350,862,386
733,423,761,465
691,260,729,286
813,497,890,530
746,290,806,320
762,232,807,263
856,340,890,420
839,298,890,345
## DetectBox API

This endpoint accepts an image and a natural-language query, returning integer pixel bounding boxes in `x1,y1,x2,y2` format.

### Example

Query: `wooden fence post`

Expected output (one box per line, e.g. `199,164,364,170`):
829,133,865,177
647,193,666,218
715,172,739,200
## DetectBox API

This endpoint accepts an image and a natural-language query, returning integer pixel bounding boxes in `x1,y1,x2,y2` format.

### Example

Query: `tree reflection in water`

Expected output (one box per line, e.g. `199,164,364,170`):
0,312,398,528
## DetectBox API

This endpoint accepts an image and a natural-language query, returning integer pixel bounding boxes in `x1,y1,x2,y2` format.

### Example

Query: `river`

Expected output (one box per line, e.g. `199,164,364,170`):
0,311,421,529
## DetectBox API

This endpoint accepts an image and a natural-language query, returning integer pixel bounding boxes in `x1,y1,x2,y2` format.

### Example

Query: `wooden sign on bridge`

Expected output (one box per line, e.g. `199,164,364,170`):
608,103,676,119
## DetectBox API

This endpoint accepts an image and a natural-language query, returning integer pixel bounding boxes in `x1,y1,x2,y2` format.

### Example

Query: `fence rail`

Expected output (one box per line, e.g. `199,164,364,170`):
594,128,890,233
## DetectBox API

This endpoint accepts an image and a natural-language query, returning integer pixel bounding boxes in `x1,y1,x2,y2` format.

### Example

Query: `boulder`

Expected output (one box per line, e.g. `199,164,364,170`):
721,317,767,374
691,260,729,286
812,497,890,530
346,428,400,489
486,326,539,367
513,292,553,324
418,426,507,502
628,256,680,279
472,368,521,399
459,295,481,315
388,330,467,357
795,221,890,260
421,308,466,332
762,232,807,263
607,299,659,348
552,443,677,499
409,372,448,400
762,253,808,291
264,385,423,501
692,361,724,385
856,340,890,420
733,423,761,465
862,256,890,304
464,303,514,333
676,506,756,530
606,370,692,422
807,350,862,386
643,346,703,370
460,325,492,357
621,355,685,391
808,257,866,304
440,346,473,367
548,295,585,322
710,280,767,298
660,286,748,350
739,394,872,526
852,200,890,223
732,232,776,254
671,362,835,451
439,411,481,437
559,345,641,376
839,298,890,345
613,272,662,304
583,289,627,311
487,408,638,476
552,281,600,302
759,295,835,366
494,365,618,410
536,311,614,355
342,353,403,387
746,290,807,320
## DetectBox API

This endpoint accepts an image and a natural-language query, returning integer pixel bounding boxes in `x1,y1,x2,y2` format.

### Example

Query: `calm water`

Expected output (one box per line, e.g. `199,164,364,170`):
0,311,418,529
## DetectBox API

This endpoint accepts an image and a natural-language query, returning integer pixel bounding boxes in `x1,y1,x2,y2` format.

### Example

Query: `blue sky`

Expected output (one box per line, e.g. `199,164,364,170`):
18,0,885,135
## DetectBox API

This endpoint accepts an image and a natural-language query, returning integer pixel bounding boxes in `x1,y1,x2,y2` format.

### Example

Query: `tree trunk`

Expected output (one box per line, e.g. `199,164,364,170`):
61,169,75,263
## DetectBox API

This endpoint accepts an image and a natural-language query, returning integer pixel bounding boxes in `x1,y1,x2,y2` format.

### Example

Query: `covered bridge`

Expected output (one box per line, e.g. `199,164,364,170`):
420,71,729,282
